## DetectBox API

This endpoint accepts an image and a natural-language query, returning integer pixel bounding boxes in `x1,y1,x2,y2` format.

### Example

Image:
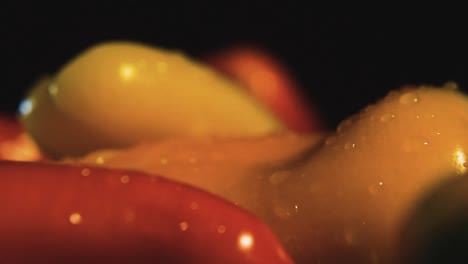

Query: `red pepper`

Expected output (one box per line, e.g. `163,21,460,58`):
205,45,323,133
0,114,21,143
0,114,41,161
0,161,293,264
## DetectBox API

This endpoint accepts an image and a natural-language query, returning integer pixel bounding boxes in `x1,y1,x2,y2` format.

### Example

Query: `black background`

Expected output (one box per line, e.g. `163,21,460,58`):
2,2,467,128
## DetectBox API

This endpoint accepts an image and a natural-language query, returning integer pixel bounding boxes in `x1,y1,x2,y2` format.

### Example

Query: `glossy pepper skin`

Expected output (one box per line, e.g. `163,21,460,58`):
0,161,293,264
21,42,283,159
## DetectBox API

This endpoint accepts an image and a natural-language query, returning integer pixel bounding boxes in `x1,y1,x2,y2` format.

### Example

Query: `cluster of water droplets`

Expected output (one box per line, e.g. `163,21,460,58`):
258,85,468,262
74,165,239,242
322,86,448,157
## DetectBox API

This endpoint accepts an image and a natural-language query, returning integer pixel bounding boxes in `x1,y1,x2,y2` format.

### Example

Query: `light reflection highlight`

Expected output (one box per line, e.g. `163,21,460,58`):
179,221,189,231
120,175,130,183
95,156,104,164
119,63,136,81
18,99,34,116
69,212,82,225
453,146,467,174
238,232,254,251
81,168,91,177
48,83,59,96
217,225,226,234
